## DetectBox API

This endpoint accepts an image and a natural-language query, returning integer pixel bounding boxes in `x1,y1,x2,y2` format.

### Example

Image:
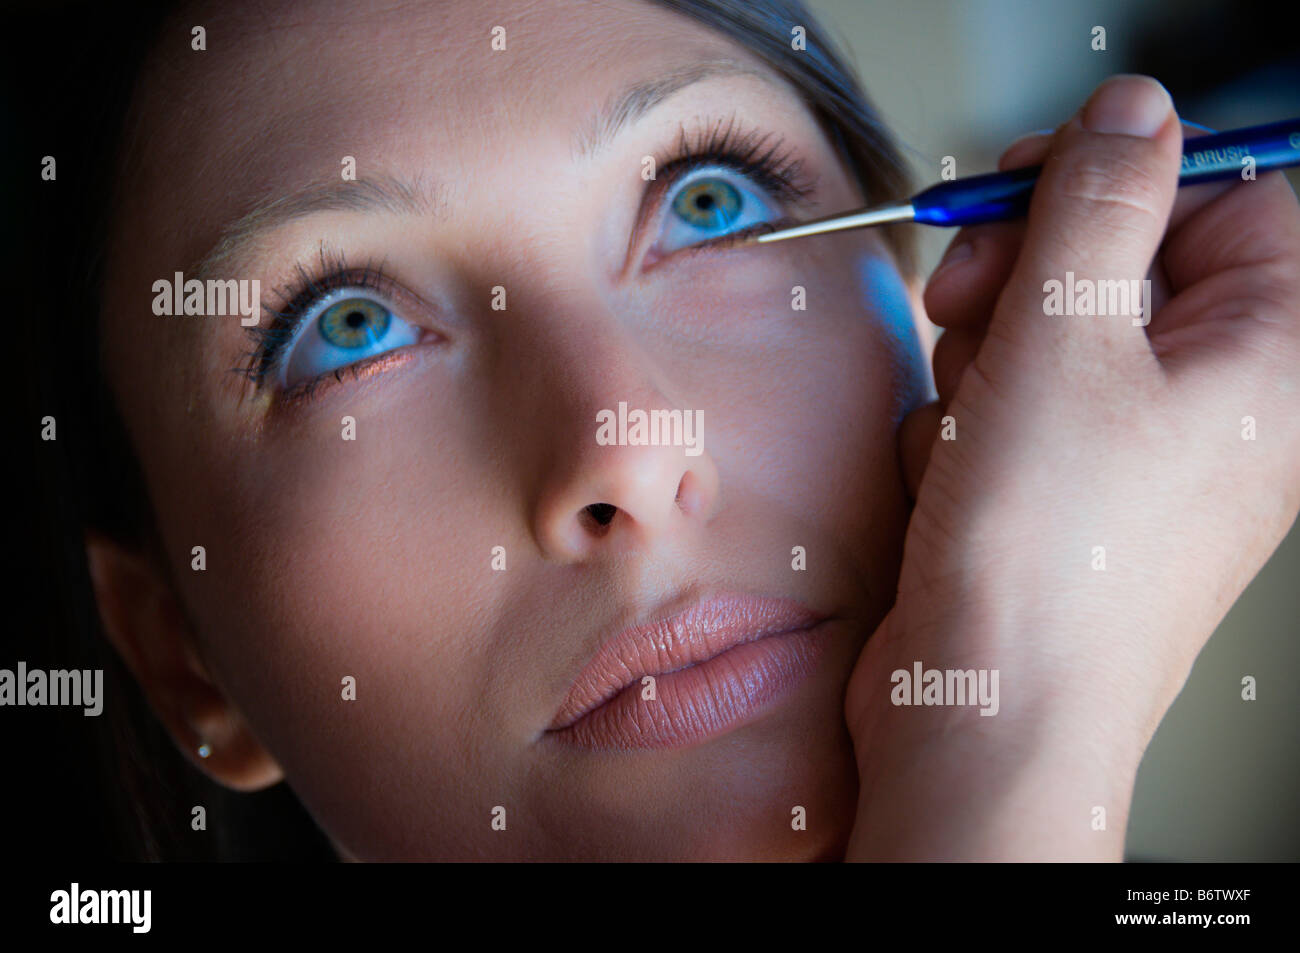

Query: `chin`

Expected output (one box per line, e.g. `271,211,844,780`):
533,703,860,861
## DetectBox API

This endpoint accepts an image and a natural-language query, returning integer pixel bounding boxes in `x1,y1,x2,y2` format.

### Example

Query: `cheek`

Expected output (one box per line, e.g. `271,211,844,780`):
642,243,922,538
152,374,527,848
138,240,924,858
854,253,931,419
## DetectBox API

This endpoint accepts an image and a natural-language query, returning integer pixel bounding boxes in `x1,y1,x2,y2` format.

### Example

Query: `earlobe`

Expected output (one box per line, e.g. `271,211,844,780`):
83,531,284,791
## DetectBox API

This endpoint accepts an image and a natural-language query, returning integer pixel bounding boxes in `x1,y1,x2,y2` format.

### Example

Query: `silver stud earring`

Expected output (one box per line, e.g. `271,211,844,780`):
197,743,211,759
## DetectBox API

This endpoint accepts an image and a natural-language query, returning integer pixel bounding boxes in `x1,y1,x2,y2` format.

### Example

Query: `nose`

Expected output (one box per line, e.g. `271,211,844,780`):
530,406,720,561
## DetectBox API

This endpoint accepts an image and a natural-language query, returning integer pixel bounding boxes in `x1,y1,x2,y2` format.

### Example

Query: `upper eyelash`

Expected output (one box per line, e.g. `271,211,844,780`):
649,113,818,207
238,246,396,386
241,116,815,392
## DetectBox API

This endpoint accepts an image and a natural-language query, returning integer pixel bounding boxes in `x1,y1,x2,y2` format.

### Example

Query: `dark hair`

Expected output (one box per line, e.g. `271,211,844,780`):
21,0,914,861
19,0,339,862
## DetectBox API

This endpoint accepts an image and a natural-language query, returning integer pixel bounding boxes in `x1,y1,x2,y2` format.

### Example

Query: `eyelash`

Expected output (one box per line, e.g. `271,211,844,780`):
240,248,399,392
649,113,817,222
243,115,817,394
630,114,818,258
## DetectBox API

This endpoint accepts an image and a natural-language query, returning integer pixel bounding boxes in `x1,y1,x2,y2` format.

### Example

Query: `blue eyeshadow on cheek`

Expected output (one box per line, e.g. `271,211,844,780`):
855,254,932,423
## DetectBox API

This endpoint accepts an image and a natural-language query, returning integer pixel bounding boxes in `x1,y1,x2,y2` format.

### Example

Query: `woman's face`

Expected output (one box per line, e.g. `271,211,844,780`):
99,0,928,860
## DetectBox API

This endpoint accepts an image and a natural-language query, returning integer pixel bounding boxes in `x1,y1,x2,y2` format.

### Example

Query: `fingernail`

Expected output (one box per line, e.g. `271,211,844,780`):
1082,74,1173,138
930,240,973,281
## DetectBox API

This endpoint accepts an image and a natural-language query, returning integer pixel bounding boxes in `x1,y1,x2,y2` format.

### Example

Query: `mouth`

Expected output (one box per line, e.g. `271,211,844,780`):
545,594,830,751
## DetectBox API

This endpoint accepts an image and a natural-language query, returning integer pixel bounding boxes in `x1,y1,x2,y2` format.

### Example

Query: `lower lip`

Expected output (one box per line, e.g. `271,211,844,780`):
547,622,828,751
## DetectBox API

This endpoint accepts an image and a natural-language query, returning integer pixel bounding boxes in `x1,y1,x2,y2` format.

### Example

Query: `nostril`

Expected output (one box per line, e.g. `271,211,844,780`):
584,503,617,528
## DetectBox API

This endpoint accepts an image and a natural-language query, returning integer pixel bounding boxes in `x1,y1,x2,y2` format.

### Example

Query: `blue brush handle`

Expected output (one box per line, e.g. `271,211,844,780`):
910,118,1300,227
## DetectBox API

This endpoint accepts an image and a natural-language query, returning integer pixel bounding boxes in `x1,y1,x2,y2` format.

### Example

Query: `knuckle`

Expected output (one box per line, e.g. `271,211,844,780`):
1053,147,1168,225
1045,213,1147,266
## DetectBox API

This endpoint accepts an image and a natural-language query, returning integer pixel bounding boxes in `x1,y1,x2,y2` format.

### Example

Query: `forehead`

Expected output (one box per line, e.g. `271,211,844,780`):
125,0,789,247
101,0,823,421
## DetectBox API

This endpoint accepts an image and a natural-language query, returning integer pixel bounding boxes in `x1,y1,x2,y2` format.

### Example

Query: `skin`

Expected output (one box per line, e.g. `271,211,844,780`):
850,75,1300,859
87,0,931,860
89,4,1300,861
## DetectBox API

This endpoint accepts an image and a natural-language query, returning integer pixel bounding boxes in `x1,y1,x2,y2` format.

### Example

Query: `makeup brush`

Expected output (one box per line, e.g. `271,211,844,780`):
745,117,1300,245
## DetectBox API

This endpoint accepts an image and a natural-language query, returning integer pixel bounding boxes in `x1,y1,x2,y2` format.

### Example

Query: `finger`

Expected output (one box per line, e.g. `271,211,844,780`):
998,131,1055,171
932,327,984,406
999,120,1212,167
1148,171,1300,358
993,74,1183,370
1160,169,1300,293
1161,123,1240,234
919,129,1055,331
926,119,1219,336
1002,121,1240,235
924,222,1028,330
995,120,1253,331
898,400,945,502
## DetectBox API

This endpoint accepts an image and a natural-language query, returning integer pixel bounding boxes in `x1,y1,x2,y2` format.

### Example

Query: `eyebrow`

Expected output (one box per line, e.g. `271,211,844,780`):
194,60,785,279
572,59,782,159
194,174,437,279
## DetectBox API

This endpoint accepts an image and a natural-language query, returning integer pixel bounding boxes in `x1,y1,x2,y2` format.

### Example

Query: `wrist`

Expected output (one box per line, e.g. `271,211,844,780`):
845,600,1152,860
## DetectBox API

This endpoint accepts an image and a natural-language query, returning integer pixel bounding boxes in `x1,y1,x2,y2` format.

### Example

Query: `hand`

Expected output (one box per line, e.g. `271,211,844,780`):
844,74,1300,860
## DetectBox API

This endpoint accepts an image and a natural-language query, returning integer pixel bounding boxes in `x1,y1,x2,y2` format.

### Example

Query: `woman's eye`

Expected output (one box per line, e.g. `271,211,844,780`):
282,291,423,388
652,166,780,254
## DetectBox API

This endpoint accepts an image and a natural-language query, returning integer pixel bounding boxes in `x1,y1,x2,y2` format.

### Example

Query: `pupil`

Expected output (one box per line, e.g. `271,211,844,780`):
345,310,366,328
695,194,714,210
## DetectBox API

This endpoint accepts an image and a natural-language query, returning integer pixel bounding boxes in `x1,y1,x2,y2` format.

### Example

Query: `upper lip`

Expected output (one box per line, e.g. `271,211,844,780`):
547,593,827,731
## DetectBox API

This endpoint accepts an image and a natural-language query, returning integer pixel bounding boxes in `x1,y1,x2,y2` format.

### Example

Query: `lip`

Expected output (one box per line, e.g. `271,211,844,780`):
546,594,829,751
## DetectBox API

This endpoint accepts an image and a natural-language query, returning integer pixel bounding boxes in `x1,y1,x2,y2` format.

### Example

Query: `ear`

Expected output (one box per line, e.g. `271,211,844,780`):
84,531,284,791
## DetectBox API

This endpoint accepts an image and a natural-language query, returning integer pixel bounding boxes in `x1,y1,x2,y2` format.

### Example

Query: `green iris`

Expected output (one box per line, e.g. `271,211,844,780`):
672,178,742,230
319,298,391,349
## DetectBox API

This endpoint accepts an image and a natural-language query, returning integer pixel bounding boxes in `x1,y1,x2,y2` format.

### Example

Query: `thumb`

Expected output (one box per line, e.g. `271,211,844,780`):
991,75,1182,375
